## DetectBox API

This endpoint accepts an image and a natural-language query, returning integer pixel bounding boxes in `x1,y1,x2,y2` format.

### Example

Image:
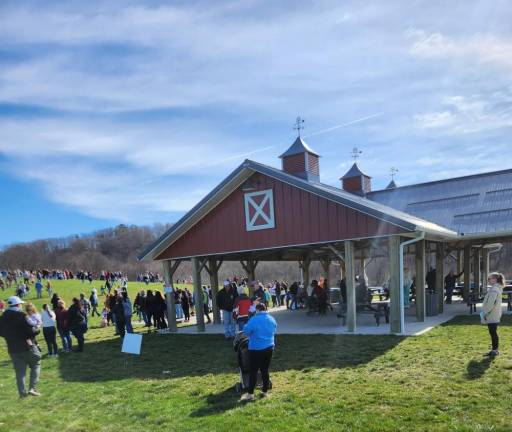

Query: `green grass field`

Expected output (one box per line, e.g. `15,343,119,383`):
0,280,511,431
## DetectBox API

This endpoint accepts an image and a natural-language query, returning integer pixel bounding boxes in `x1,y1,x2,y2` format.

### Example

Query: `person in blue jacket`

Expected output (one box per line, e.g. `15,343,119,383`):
240,302,277,402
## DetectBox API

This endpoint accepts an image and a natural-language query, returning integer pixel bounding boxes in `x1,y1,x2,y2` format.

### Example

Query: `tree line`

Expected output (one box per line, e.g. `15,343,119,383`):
1,223,510,283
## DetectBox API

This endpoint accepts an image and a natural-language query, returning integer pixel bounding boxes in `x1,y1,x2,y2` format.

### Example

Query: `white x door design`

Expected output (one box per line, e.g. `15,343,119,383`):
244,189,276,232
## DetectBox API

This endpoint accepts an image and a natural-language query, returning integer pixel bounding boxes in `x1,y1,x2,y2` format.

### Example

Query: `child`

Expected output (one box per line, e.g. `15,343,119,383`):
100,307,109,327
25,303,42,329
25,303,42,348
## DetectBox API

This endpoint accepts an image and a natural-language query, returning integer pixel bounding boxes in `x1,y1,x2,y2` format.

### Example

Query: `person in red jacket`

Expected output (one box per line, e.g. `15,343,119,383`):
234,286,253,331
54,300,72,353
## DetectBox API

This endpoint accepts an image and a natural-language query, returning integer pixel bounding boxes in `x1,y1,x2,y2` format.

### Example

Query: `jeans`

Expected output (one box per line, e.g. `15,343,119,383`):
36,289,42,299
204,304,211,323
237,316,249,332
488,323,499,350
289,294,297,310
248,347,273,394
445,286,454,304
58,328,72,351
71,324,86,351
43,327,58,355
221,310,236,337
175,304,184,320
125,315,134,333
10,346,41,396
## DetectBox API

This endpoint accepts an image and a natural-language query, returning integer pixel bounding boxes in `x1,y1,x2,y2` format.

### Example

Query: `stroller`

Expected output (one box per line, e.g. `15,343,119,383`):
233,332,272,393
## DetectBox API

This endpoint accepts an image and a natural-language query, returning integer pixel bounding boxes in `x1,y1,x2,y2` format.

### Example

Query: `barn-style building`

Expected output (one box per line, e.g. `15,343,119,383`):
139,135,512,334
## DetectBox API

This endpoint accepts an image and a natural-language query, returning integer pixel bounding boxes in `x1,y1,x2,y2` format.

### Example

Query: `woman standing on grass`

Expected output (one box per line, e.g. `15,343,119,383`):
481,272,505,357
41,304,58,356
146,290,156,328
153,291,167,329
55,300,72,352
240,303,277,402
68,297,87,352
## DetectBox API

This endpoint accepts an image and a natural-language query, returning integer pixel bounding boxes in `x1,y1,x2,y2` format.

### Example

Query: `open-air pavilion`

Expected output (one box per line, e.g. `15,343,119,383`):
139,135,512,335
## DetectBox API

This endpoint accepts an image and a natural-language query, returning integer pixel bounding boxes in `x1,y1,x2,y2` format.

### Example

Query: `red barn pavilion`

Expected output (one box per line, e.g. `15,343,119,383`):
140,136,512,334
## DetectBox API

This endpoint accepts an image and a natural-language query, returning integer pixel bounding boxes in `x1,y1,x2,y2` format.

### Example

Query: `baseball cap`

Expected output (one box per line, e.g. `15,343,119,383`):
223,280,231,287
7,296,25,306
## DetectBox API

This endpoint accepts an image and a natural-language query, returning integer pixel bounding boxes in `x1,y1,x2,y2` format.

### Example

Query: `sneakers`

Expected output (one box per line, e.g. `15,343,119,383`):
28,388,41,397
240,393,255,402
484,350,499,357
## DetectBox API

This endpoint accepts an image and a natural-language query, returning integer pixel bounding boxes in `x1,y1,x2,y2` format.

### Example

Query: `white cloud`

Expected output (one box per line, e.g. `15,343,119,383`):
407,29,512,71
1,1,512,226
414,94,512,134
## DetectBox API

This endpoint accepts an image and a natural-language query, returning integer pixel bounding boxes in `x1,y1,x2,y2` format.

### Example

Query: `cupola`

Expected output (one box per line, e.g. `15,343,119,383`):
279,136,320,182
341,163,372,195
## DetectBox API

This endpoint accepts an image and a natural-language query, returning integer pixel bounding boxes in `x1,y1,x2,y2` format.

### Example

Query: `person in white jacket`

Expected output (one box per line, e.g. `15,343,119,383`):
481,272,505,357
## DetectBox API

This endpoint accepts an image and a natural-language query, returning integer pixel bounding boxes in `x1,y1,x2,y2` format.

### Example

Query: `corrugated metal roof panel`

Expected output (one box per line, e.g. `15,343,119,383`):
368,169,512,234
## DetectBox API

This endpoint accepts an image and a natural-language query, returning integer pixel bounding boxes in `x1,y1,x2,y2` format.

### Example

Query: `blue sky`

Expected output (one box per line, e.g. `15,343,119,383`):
1,0,511,246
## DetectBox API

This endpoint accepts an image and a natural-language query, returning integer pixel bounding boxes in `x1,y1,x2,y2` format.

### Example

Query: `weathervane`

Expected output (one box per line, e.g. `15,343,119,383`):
390,167,399,180
293,116,305,137
351,147,362,161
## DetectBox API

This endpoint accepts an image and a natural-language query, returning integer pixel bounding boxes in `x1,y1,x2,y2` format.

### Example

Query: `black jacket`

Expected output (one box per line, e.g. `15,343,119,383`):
0,309,40,353
217,288,237,312
67,304,86,330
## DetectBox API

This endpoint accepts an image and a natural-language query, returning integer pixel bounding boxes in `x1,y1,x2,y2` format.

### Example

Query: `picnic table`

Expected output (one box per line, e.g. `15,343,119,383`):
468,288,512,314
337,287,390,326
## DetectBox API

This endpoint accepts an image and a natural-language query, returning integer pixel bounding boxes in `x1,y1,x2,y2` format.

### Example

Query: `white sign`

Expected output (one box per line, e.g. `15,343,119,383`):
244,189,275,232
122,333,142,355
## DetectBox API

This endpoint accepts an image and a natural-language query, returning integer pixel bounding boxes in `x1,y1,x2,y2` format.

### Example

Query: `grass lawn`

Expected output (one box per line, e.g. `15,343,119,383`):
0,280,511,431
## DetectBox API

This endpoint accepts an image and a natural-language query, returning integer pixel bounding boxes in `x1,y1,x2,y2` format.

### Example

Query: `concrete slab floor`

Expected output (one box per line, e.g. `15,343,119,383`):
176,299,508,336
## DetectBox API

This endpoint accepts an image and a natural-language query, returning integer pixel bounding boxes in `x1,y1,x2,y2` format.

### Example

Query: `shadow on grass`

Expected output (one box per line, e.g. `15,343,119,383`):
189,386,240,418
441,315,512,327
465,357,494,379
57,333,404,383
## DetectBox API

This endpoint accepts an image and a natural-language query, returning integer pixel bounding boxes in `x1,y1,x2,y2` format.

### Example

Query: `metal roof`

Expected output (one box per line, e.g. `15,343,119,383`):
279,136,319,158
341,162,371,180
367,168,512,235
386,180,397,189
139,159,456,261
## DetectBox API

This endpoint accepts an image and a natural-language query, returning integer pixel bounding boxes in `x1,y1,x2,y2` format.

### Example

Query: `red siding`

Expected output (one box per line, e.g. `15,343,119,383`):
156,172,406,260
282,153,305,174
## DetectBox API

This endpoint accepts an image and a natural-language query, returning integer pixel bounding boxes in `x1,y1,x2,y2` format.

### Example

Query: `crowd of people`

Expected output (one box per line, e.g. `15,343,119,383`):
0,266,508,402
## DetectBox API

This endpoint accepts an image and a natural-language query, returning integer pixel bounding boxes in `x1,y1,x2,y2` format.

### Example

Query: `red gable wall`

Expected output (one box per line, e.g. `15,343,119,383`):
156,172,405,260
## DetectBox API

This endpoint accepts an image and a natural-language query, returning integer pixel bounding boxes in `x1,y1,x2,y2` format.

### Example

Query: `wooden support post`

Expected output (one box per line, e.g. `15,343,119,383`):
456,250,463,284
473,249,481,298
339,260,345,281
436,243,445,314
192,257,205,332
359,257,368,286
162,260,181,332
207,258,222,324
321,258,330,289
344,240,356,332
300,258,311,294
463,246,471,302
241,259,258,295
389,235,401,334
415,240,426,322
